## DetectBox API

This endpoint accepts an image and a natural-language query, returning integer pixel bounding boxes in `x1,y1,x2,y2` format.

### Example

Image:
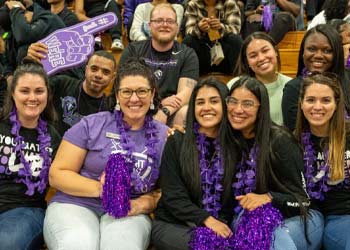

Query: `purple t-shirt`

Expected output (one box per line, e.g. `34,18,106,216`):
50,111,168,213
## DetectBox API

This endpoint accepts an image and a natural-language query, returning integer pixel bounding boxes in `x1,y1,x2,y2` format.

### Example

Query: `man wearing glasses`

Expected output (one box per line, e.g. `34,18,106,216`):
120,3,199,126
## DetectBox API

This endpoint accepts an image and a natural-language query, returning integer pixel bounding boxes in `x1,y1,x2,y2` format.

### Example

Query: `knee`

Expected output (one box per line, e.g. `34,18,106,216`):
274,12,295,26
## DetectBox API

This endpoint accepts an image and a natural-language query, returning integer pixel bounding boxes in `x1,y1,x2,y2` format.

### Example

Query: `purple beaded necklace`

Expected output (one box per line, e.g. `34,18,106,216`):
189,123,232,250
102,110,159,218
194,123,224,218
302,131,330,201
232,145,259,213
9,108,51,196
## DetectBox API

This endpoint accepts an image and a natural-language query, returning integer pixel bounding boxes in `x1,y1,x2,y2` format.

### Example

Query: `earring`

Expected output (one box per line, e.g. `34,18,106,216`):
115,100,120,111
150,102,155,110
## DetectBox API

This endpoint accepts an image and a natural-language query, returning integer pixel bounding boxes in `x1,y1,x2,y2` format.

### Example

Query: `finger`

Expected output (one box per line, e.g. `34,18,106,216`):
65,12,118,36
235,195,245,200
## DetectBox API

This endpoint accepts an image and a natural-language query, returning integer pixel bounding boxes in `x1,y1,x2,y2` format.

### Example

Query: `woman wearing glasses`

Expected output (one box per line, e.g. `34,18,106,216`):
152,77,237,250
294,73,350,249
182,0,242,75
282,24,350,131
227,76,323,250
228,32,291,125
43,58,168,250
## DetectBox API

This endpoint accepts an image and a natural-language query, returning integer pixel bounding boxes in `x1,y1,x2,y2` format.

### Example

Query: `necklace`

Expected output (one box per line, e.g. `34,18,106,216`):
194,123,224,218
232,145,259,213
302,131,330,201
9,108,51,196
102,110,159,218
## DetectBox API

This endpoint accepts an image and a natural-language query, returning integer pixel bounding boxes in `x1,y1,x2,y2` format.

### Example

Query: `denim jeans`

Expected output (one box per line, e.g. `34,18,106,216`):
232,209,324,250
273,209,324,250
0,207,45,250
323,214,350,250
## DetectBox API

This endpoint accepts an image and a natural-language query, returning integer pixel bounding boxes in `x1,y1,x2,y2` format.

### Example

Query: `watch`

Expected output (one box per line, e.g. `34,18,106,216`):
161,106,171,117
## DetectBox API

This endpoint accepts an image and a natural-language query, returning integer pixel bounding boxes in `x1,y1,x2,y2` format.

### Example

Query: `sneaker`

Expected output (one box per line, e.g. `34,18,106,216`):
111,38,124,51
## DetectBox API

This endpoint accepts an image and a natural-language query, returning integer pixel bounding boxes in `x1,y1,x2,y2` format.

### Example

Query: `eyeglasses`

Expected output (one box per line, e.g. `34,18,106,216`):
150,18,177,26
225,96,260,111
118,88,152,98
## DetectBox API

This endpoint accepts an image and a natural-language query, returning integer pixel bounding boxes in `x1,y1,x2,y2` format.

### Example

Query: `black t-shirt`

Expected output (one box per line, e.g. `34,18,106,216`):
310,134,350,216
49,75,108,135
120,40,199,99
0,119,61,213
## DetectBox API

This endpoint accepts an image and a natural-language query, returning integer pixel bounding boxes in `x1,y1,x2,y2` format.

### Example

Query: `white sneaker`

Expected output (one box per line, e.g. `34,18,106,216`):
111,38,124,51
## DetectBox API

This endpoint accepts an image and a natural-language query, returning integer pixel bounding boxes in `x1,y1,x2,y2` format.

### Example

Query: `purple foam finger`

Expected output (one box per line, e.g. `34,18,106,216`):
39,12,118,75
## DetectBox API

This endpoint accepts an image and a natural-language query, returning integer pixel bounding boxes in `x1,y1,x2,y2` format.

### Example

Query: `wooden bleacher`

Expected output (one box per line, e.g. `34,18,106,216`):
278,31,305,78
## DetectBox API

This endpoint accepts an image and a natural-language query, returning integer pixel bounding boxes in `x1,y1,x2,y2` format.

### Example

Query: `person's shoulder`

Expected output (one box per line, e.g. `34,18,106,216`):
278,73,292,83
284,76,303,89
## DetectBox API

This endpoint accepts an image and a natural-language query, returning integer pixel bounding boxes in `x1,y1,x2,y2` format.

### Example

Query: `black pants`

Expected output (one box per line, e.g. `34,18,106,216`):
151,219,192,250
243,12,295,44
85,0,122,40
182,33,243,75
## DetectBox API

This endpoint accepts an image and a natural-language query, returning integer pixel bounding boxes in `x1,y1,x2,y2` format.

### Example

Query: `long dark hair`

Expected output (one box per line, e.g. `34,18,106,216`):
229,76,308,216
0,60,57,123
234,32,281,76
180,77,237,207
107,57,160,116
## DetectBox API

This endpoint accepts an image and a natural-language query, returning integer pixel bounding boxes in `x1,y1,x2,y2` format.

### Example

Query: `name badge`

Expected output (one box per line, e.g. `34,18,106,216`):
106,132,120,139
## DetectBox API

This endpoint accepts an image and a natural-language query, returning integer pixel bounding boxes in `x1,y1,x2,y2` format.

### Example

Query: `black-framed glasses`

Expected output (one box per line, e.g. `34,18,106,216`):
118,88,152,98
225,96,260,111
150,18,177,26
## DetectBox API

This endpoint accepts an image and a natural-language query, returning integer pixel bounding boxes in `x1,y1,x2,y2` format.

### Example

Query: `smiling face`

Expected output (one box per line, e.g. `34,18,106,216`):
227,87,260,138
194,86,223,137
149,6,178,45
84,55,116,97
12,73,48,128
116,75,154,129
303,32,334,73
301,83,337,136
246,38,278,80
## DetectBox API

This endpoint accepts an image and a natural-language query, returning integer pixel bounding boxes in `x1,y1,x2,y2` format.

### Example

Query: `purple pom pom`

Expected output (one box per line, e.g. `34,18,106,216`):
232,204,283,250
262,5,273,32
102,153,131,218
189,227,234,250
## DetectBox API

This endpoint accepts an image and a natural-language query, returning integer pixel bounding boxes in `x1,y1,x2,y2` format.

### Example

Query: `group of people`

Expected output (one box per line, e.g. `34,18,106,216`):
1,1,350,250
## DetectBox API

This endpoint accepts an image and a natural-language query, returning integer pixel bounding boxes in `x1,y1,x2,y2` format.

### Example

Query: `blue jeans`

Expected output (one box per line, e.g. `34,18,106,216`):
323,214,350,250
273,209,324,250
232,209,324,250
0,207,45,250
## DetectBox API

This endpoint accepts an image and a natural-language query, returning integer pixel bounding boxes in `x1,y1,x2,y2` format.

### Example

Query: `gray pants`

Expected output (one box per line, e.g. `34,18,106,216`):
44,202,152,250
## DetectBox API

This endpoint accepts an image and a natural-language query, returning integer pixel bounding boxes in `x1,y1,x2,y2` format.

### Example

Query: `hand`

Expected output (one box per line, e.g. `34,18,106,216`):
198,18,210,32
5,1,26,10
161,95,182,109
208,17,221,30
236,193,272,211
27,42,48,63
256,5,264,14
38,12,118,75
203,216,233,238
98,171,105,197
167,124,185,136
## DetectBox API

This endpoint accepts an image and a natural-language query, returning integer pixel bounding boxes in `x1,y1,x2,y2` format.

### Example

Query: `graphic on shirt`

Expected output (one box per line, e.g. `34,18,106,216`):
0,134,49,178
315,150,350,186
144,58,178,81
61,96,83,127
110,136,155,193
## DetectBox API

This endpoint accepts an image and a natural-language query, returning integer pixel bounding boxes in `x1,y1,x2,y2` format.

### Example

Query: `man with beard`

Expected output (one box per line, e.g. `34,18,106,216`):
26,49,116,135
119,3,199,126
